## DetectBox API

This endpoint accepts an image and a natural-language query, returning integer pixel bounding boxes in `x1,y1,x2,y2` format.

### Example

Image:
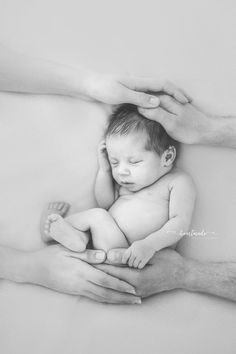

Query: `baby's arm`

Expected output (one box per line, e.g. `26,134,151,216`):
94,140,115,209
123,173,196,269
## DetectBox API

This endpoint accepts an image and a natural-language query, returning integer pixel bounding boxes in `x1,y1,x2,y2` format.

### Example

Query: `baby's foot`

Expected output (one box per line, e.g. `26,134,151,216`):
40,201,70,242
47,213,89,252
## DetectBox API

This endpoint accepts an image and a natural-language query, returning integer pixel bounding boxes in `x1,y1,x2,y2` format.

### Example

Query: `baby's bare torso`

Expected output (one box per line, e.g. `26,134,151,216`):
109,172,174,244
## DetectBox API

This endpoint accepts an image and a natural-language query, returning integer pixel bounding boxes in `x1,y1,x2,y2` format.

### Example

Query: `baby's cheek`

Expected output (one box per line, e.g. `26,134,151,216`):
138,170,151,184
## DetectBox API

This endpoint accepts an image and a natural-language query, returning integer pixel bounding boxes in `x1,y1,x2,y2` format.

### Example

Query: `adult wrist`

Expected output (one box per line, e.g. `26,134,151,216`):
0,245,35,284
171,254,189,291
200,113,232,147
180,256,204,293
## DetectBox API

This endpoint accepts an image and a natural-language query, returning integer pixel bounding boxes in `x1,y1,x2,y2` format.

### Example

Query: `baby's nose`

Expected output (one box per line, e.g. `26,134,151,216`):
118,166,130,176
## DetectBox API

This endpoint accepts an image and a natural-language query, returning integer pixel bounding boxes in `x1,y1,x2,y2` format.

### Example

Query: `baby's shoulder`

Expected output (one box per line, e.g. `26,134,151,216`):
168,168,196,193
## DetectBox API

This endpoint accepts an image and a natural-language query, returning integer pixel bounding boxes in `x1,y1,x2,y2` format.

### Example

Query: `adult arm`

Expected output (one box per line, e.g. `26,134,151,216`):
139,95,236,148
0,244,141,304
98,248,236,302
0,44,189,106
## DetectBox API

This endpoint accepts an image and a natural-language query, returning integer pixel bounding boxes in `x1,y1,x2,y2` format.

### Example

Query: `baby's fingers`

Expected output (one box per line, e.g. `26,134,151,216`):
133,258,141,268
97,140,106,150
138,258,149,269
128,254,136,267
122,249,131,264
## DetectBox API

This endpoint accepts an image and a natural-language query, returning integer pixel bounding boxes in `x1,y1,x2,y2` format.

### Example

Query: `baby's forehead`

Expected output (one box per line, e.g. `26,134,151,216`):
106,132,149,154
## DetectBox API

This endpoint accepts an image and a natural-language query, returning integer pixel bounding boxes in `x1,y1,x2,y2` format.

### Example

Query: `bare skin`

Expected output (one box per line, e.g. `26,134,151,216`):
44,208,128,253
1,45,236,303
40,201,70,243
41,201,90,252
139,95,236,148
42,163,195,270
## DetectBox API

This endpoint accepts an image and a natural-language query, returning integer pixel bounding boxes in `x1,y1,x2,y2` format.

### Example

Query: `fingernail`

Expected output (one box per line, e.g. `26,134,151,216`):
134,298,142,304
95,251,105,260
127,288,136,295
148,96,159,106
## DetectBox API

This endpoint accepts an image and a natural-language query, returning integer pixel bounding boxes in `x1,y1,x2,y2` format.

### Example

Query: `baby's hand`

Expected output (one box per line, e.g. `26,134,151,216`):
97,140,111,172
122,240,156,269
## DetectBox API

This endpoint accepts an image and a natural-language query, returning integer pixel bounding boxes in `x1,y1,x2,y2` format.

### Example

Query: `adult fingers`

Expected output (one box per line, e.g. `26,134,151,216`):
107,248,127,264
95,263,138,285
162,81,190,104
138,106,171,126
121,77,190,103
159,95,182,115
67,249,106,264
85,283,141,304
122,86,160,108
87,266,136,294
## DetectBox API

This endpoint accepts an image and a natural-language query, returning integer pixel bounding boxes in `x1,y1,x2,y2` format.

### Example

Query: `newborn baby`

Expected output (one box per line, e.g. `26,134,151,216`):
41,104,196,269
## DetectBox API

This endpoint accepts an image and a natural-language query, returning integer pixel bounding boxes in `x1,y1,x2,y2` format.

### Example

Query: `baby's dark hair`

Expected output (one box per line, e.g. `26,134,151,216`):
105,104,179,157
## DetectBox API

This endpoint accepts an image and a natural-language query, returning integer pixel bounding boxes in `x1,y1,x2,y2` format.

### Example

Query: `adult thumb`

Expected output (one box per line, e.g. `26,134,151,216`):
124,88,160,108
68,249,106,264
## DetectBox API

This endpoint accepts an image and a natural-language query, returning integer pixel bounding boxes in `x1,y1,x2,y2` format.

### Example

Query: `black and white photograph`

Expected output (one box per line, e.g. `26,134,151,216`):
0,1,236,353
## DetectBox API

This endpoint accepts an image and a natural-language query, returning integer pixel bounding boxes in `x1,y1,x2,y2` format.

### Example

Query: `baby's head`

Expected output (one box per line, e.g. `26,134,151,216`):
105,104,179,192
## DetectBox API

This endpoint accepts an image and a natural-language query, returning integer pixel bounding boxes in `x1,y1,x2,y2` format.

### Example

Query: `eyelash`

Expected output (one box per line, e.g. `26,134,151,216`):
130,161,141,165
110,161,142,166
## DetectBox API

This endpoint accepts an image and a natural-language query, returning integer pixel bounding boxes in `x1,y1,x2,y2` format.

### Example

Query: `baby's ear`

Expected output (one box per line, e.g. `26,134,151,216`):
161,146,176,166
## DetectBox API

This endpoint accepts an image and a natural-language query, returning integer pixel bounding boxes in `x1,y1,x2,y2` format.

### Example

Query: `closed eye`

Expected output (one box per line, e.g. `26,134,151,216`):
130,160,142,164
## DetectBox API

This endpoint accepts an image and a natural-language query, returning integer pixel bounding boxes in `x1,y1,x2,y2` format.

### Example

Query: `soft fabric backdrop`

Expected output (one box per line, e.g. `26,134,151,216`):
0,1,236,353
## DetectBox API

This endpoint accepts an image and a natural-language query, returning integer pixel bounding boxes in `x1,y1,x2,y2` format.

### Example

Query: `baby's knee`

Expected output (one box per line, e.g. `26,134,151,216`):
90,208,110,222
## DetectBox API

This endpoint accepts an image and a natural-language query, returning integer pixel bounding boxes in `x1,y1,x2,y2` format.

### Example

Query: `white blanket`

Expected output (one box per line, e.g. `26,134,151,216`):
0,1,236,353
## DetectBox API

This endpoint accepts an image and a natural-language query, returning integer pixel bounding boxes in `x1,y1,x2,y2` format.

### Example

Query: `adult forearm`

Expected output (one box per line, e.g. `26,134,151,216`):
0,44,91,97
0,245,33,283
183,257,236,301
203,115,236,148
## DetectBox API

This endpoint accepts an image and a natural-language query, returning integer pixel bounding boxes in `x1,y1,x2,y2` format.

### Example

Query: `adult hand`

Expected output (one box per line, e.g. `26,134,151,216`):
28,244,141,304
96,248,185,298
85,74,191,108
139,96,214,145
0,46,190,110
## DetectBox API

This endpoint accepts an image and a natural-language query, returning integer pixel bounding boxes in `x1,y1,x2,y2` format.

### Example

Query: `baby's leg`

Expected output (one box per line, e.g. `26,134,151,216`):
46,213,90,252
66,208,129,252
